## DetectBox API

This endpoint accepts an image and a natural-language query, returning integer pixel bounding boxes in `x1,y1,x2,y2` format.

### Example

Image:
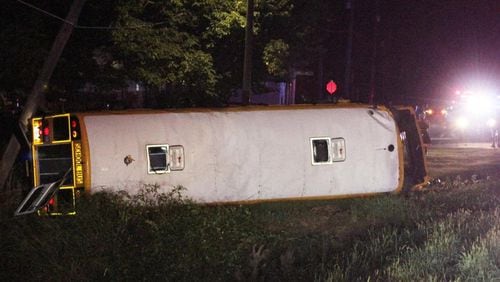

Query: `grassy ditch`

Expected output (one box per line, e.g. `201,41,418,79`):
1,179,500,281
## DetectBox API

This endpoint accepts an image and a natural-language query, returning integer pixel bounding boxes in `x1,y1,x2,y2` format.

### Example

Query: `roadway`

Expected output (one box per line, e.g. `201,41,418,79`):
426,141,500,178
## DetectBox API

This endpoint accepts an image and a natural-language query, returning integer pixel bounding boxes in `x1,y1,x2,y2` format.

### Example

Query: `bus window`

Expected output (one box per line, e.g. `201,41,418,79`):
37,144,73,185
52,116,70,141
14,182,60,216
311,137,332,165
147,145,169,174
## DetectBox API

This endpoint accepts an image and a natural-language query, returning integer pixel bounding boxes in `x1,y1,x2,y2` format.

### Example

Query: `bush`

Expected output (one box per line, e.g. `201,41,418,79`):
0,185,264,281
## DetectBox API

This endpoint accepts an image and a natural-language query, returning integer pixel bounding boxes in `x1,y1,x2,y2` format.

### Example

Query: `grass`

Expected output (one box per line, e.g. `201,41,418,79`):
1,146,500,280
425,145,500,178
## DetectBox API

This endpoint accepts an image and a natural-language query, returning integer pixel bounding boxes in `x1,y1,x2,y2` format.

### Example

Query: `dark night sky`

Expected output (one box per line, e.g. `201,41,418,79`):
376,0,500,104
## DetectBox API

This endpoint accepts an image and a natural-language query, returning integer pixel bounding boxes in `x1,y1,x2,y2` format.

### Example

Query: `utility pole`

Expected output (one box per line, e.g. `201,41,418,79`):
0,0,87,190
241,0,254,105
369,0,380,105
343,0,354,100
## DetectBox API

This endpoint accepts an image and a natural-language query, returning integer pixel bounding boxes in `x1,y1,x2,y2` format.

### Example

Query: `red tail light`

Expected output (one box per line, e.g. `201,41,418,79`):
70,117,81,140
41,120,50,142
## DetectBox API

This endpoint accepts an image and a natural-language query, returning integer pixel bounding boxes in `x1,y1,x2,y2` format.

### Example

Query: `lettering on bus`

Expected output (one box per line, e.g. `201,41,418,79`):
73,142,84,185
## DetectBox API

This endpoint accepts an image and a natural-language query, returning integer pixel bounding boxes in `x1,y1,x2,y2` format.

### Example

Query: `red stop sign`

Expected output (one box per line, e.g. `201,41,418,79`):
326,80,337,95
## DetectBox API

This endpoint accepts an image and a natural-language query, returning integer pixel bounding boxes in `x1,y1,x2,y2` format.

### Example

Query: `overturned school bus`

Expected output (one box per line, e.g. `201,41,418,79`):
16,104,429,215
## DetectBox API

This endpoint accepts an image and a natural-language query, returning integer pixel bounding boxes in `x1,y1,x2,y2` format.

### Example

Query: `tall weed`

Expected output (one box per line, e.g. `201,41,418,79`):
0,185,263,281
386,208,500,281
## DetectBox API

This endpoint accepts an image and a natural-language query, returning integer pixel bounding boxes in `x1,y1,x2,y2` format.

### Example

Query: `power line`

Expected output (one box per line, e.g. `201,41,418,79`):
15,0,167,30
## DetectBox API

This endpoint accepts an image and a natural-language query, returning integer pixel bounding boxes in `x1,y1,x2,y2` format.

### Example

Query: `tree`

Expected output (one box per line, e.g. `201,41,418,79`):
111,0,239,106
256,0,349,102
109,0,296,106
263,39,290,79
1,0,356,108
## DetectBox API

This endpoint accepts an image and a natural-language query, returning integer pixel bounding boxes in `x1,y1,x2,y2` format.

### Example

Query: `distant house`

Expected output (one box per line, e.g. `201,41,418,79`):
229,81,288,105
229,69,332,106
67,81,146,111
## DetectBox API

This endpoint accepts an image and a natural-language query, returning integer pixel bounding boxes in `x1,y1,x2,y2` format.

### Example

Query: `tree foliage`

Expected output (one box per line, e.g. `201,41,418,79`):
263,39,290,78
1,0,352,107
110,0,250,105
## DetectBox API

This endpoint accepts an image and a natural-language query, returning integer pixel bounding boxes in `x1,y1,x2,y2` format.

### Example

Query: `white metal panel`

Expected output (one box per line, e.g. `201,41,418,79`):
83,106,400,203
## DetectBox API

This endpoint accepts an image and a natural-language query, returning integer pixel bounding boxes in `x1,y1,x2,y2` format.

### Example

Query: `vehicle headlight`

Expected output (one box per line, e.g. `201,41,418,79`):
487,118,496,128
455,116,469,129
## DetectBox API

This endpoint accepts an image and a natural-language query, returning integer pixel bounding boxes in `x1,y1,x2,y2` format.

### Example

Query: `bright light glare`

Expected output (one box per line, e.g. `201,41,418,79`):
463,95,494,113
487,118,496,128
455,116,469,129
440,109,448,116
